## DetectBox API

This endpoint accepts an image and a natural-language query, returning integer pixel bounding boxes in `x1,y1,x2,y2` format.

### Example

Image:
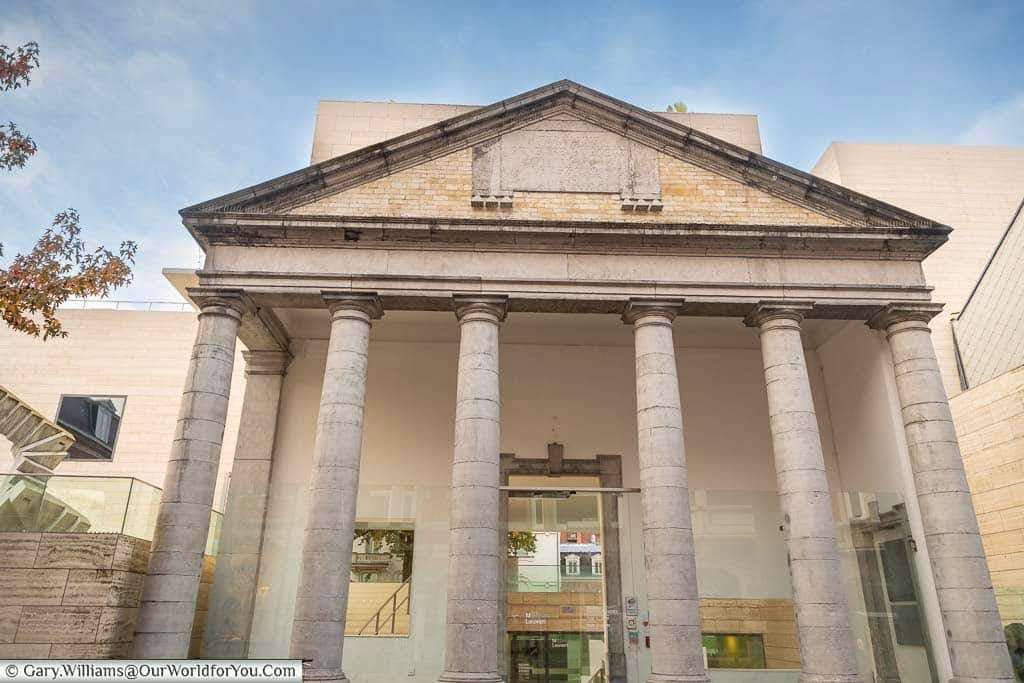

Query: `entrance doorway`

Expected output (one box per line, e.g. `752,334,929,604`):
504,476,638,683
509,632,608,683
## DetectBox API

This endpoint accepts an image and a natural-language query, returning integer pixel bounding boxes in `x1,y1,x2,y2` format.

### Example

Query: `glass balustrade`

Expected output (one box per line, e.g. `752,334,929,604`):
0,473,223,552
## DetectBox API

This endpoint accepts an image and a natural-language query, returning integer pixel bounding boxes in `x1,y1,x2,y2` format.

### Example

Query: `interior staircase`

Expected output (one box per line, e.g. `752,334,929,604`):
0,476,91,532
347,580,411,636
0,385,74,474
0,386,87,532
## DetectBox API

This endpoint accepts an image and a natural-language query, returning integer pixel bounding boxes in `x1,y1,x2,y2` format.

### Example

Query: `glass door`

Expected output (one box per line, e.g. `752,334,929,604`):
504,484,638,683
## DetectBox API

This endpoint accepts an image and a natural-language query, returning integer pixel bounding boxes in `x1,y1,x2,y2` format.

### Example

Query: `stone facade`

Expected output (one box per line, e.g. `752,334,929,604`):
952,365,1024,624
122,80,1015,681
293,145,842,226
954,200,1024,388
189,556,216,657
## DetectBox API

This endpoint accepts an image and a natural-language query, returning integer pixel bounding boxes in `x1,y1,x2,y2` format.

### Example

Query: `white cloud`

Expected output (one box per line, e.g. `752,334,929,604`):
960,94,1024,147
0,2,260,303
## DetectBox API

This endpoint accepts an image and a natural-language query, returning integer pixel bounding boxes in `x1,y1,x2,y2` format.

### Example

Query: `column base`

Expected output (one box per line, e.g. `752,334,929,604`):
437,673,503,682
798,676,864,683
948,679,1015,682
647,675,711,683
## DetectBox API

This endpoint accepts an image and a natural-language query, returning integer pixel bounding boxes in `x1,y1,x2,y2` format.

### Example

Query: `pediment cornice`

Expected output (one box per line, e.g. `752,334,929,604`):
186,211,947,259
181,80,951,256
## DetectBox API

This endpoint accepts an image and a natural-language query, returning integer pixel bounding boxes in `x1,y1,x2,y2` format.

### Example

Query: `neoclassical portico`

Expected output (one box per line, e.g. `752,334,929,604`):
142,81,1014,681
142,286,1014,682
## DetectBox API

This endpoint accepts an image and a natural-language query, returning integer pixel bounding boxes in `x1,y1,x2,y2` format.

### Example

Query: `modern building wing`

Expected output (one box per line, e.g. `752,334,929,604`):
813,142,1024,397
954,198,1024,388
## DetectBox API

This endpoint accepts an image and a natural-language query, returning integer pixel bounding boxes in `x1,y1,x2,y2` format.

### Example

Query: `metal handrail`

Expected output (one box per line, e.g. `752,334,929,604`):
357,578,411,636
58,299,191,312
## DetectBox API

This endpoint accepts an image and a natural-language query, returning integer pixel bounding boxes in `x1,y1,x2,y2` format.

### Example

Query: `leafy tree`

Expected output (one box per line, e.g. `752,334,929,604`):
508,531,537,556
354,529,538,580
354,529,415,582
0,41,137,339
665,101,688,113
0,42,39,171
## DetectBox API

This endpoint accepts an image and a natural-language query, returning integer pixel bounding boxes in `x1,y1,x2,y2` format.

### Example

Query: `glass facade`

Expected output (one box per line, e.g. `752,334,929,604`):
232,483,940,682
507,490,630,683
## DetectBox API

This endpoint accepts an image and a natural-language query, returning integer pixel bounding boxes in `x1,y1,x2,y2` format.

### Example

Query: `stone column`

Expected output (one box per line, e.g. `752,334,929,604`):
438,296,507,683
622,299,709,683
134,288,249,658
290,293,382,682
203,349,291,658
744,302,860,683
869,304,1013,682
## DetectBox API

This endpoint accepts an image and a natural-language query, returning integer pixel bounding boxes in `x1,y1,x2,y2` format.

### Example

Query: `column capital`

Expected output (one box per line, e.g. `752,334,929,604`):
186,287,254,320
866,302,944,332
241,350,292,376
453,295,508,323
321,291,384,320
621,298,684,325
743,300,814,329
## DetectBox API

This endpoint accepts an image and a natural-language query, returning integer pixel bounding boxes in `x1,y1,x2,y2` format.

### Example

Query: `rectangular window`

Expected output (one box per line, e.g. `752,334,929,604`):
702,633,767,669
55,395,126,461
347,526,414,637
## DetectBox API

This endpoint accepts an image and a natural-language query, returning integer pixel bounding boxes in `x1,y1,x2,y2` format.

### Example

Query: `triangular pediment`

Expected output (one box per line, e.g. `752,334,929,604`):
181,80,948,233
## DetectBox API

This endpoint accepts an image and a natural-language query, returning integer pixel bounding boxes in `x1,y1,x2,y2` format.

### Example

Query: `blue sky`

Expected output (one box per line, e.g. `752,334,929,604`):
1,0,1022,301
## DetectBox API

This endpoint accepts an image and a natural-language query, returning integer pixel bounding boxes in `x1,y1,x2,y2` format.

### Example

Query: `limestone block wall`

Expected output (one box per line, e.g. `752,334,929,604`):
0,532,217,659
292,147,841,227
188,556,217,657
0,532,149,658
699,598,800,670
506,588,605,633
951,364,1024,623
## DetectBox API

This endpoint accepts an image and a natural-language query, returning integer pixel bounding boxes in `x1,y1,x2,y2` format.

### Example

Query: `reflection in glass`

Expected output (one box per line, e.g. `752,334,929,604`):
56,395,126,460
836,492,939,682
703,633,767,669
507,492,610,683
348,526,414,636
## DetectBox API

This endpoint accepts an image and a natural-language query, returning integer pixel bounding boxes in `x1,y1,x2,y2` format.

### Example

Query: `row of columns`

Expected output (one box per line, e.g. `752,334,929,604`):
135,290,1013,682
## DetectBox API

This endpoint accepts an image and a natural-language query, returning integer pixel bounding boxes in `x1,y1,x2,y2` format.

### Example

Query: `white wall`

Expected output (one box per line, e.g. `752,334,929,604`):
250,316,849,681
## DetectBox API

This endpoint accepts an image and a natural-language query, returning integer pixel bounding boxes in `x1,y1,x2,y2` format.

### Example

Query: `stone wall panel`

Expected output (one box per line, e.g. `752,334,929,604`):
951,365,1024,625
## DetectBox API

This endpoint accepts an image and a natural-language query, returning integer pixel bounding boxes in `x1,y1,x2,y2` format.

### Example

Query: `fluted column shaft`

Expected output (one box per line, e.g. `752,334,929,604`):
870,304,1013,682
438,296,507,683
746,302,860,683
204,350,291,658
134,288,248,658
290,293,382,682
623,300,709,683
